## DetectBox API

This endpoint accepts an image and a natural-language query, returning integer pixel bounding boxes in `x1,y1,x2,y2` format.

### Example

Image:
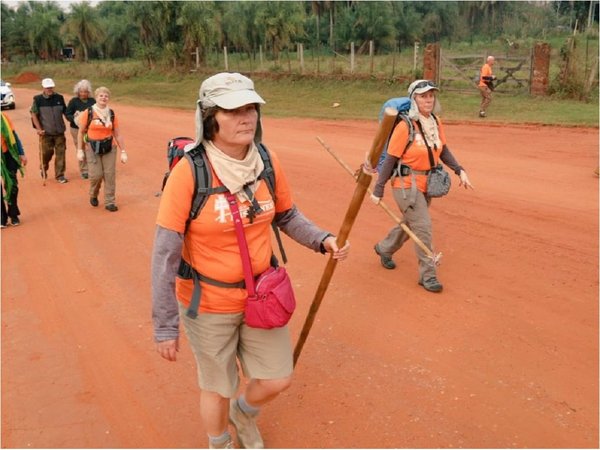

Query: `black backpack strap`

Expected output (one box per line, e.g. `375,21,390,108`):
256,143,287,264
181,143,225,319
183,144,227,232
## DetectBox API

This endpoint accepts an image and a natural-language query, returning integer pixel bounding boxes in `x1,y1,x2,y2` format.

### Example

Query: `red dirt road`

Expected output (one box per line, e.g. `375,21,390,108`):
2,87,598,448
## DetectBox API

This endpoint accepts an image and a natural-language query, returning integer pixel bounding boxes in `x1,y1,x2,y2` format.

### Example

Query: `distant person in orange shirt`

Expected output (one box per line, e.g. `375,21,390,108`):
77,86,127,212
478,55,496,118
151,72,350,449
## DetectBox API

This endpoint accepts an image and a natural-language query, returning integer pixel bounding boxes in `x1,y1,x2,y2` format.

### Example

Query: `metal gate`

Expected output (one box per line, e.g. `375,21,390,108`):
439,51,533,94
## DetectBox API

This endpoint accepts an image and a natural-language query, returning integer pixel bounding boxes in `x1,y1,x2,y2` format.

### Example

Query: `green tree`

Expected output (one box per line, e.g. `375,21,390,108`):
26,1,64,61
62,2,103,62
178,1,221,66
256,2,306,60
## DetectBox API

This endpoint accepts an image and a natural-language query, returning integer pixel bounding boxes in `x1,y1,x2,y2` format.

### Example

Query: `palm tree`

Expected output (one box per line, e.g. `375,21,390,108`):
256,2,305,60
27,2,63,61
178,1,221,66
62,2,103,62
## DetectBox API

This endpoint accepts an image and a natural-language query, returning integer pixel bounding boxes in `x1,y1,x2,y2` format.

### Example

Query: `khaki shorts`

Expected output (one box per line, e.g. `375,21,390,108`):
179,305,293,398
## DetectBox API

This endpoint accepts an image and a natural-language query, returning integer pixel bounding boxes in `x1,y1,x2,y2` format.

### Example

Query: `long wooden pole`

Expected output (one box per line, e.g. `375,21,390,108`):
293,108,398,366
315,136,441,264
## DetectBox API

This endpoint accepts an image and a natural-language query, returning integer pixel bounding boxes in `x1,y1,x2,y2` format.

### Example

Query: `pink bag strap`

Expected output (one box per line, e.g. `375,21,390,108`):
226,192,257,298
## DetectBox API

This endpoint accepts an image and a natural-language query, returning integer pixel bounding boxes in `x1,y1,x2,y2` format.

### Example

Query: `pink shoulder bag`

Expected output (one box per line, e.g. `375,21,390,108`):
226,193,296,329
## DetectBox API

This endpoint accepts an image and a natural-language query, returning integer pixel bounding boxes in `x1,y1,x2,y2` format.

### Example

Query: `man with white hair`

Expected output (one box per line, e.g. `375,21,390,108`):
478,56,496,118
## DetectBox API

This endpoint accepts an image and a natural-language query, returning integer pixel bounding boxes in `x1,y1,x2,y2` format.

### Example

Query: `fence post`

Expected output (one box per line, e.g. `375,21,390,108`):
350,42,355,73
223,46,228,71
413,41,419,72
369,40,374,74
259,45,263,70
196,46,200,70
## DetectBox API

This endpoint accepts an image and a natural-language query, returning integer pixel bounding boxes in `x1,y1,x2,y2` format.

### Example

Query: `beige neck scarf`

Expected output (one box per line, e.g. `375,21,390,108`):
204,140,264,203
92,104,112,128
418,113,441,149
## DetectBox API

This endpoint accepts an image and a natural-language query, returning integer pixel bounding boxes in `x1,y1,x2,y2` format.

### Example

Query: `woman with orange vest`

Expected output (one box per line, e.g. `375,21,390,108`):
371,79,474,293
151,72,350,449
76,86,128,212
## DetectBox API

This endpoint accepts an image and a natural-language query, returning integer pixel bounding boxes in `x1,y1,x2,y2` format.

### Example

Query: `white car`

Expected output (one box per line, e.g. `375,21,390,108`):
1,80,16,110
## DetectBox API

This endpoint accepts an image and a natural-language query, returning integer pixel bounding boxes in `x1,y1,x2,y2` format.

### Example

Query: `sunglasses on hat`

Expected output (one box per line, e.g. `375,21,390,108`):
410,80,437,96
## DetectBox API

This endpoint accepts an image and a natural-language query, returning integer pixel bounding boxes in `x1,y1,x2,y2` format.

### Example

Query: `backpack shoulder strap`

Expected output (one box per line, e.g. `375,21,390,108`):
400,114,415,158
183,144,227,233
255,143,287,264
256,143,276,200
85,107,94,130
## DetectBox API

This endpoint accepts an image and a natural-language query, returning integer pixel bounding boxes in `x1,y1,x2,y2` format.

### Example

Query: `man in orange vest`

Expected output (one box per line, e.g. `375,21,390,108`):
478,56,496,118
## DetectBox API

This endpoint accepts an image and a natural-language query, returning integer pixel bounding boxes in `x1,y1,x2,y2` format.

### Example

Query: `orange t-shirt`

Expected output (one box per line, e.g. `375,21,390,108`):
388,118,447,193
479,63,493,87
156,148,294,313
79,108,118,140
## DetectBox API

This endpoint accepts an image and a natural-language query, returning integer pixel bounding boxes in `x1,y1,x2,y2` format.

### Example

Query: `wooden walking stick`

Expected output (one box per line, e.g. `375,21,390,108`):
38,135,46,186
293,108,398,367
316,136,442,266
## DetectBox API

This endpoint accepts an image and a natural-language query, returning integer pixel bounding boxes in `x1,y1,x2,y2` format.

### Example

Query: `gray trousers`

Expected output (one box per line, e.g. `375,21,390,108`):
85,146,117,206
376,188,436,282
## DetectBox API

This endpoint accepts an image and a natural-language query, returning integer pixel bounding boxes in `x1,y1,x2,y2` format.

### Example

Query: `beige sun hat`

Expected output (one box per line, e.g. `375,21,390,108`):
194,72,265,146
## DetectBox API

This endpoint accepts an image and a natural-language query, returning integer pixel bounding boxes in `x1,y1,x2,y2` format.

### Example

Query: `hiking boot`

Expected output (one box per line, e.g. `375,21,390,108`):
105,204,118,212
81,172,89,179
57,176,68,183
479,111,486,118
209,437,234,449
10,217,20,226
418,277,443,293
229,398,264,449
90,197,99,207
374,244,396,270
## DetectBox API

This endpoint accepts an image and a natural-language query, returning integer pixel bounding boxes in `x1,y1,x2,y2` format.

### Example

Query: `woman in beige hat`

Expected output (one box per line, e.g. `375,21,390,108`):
151,72,350,449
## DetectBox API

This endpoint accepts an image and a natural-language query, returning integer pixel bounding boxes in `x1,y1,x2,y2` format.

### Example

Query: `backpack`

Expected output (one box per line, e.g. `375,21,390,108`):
161,136,195,190
376,97,414,171
166,140,287,319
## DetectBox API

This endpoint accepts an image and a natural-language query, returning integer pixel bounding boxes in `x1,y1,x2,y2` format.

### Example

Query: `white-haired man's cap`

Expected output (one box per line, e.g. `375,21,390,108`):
199,72,265,110
408,79,439,98
41,78,55,88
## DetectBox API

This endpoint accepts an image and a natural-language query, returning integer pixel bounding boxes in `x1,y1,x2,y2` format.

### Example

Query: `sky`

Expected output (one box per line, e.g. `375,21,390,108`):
2,0,100,11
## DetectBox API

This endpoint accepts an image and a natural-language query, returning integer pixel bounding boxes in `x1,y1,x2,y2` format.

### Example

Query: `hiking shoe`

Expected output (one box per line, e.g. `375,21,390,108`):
418,277,443,293
81,173,89,179
209,437,234,449
57,176,68,183
10,217,20,226
374,244,396,270
105,204,118,212
90,197,99,207
229,398,264,449
479,111,486,118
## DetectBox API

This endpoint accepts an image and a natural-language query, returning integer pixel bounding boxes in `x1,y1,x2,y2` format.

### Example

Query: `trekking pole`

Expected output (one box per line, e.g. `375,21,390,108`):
38,134,46,186
293,108,398,367
316,136,442,266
